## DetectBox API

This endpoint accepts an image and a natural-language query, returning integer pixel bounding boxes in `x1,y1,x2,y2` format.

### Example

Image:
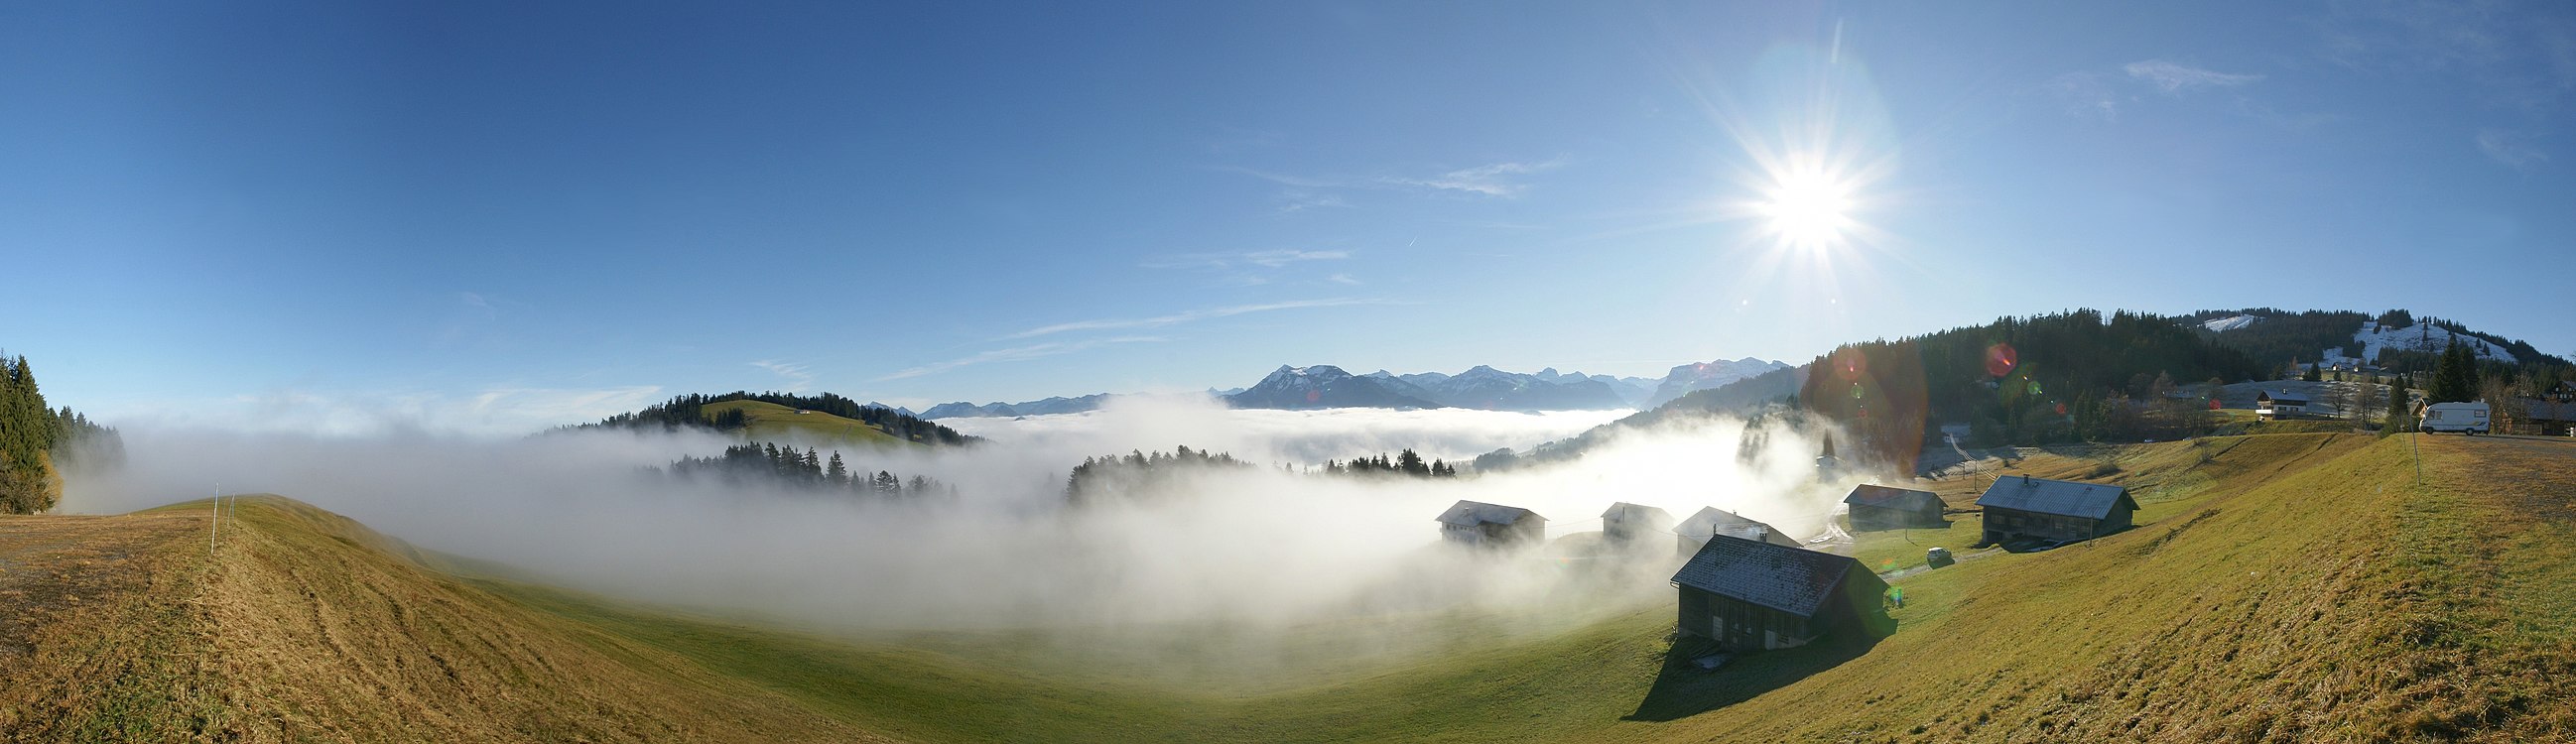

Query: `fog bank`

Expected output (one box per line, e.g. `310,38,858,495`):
64,397,1856,634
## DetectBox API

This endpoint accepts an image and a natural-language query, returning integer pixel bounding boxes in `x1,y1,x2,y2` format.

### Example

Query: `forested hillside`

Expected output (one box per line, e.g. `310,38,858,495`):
576,392,973,446
0,352,120,514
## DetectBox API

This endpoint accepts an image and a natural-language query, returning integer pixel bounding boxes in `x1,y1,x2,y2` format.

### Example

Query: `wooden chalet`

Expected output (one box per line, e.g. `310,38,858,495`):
1436,500,1547,548
1842,484,1946,531
1674,506,1799,555
1601,502,1675,543
1976,475,2137,547
2254,390,2311,421
1670,535,1890,652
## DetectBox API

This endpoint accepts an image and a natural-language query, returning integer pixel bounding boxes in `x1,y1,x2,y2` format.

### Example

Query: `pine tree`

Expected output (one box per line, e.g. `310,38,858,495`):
826,451,847,485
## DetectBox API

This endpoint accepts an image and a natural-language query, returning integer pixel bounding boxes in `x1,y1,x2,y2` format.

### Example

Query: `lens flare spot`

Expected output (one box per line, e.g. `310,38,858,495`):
1985,343,2017,378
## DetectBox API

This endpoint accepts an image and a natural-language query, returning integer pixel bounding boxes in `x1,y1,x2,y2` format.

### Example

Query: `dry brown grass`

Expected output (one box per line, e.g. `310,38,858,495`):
0,497,890,743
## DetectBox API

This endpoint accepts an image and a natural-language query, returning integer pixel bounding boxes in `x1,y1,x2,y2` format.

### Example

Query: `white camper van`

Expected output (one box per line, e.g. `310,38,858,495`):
2421,402,2490,434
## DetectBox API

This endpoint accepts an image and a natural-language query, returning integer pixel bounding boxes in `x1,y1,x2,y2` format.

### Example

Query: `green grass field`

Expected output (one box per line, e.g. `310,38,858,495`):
703,399,911,446
6,431,2572,742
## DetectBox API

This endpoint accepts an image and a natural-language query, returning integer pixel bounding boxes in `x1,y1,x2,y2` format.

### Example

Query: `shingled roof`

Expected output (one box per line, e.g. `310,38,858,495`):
1436,500,1542,527
1975,475,2136,520
1670,535,1864,617
1843,484,1941,511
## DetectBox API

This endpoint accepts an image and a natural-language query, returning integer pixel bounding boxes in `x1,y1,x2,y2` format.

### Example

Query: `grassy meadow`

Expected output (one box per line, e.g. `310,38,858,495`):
3,432,2571,742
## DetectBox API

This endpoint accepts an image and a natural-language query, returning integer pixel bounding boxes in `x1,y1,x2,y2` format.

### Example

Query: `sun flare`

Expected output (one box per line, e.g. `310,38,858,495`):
1762,168,1854,248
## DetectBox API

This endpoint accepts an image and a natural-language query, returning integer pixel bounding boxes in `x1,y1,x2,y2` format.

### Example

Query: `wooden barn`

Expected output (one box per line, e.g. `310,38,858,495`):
1976,475,2137,547
1674,506,1800,555
1601,502,1674,543
1842,484,1946,531
1670,535,1891,652
1437,500,1547,548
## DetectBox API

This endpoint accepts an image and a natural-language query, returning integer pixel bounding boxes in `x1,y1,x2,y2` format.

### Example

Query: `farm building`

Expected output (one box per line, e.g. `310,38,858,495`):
1976,475,2137,548
1437,500,1547,548
1842,484,1945,531
2254,390,2312,421
1670,535,1891,652
1675,506,1800,554
1601,502,1675,543
2512,398,2576,436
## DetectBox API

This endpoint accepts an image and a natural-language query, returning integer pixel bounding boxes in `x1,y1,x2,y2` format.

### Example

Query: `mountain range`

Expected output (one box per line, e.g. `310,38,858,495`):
912,359,1786,419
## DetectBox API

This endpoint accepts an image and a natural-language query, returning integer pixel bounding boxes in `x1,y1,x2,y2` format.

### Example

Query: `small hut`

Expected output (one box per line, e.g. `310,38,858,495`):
1975,475,2136,547
1670,535,1890,651
1674,506,1799,555
1437,500,1547,548
1842,484,1945,531
1601,502,1675,543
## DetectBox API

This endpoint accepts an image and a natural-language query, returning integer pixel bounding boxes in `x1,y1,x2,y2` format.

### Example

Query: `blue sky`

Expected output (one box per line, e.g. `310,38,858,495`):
4,1,2571,434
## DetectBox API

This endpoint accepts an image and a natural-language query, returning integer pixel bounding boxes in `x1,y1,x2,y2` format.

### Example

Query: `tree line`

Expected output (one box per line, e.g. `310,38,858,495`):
663,441,951,498
1321,448,1457,477
1800,310,2265,468
0,352,122,514
1064,445,1248,503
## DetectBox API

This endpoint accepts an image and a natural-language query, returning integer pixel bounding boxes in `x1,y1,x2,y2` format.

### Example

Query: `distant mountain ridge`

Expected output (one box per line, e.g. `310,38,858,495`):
1642,357,1795,409
914,361,1778,418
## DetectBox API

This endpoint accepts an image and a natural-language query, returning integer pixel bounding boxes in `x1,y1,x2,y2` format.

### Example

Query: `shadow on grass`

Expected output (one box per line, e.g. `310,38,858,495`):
1622,632,1883,722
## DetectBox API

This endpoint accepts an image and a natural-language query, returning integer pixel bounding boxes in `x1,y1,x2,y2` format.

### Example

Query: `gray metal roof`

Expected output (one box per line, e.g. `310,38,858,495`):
1670,535,1867,617
2256,389,2309,404
1843,484,1942,512
1601,502,1674,524
1436,500,1543,527
1673,506,1762,534
1674,507,1797,546
1975,475,2135,520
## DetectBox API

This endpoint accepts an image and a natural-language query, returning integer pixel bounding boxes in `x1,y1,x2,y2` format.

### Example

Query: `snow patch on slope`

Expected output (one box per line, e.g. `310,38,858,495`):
2323,321,2514,366
2201,314,2261,332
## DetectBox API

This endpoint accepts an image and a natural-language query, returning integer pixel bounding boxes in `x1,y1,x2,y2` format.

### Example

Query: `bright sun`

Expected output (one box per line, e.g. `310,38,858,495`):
1762,168,1854,248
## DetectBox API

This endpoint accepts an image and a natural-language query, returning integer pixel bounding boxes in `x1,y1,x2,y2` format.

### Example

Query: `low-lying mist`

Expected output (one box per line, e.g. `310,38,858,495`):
66,396,1859,677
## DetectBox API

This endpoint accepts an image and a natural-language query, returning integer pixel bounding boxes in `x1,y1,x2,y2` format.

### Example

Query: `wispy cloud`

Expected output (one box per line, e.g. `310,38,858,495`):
1141,250,1352,270
1276,189,1351,213
750,359,817,391
1004,298,1390,340
1218,158,1570,203
1327,273,1361,286
2476,128,2548,169
2124,60,2264,93
1376,158,1568,197
1218,167,1341,188
2045,71,2123,120
876,337,1164,381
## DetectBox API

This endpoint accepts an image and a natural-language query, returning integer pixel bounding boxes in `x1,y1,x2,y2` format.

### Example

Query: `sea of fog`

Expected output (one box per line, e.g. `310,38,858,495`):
64,396,1860,635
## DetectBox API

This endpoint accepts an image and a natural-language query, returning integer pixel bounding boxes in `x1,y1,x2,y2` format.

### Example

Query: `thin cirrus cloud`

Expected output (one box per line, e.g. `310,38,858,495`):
875,336,1166,381
749,359,817,391
1140,249,1351,270
2124,60,2264,93
1219,158,1567,200
2049,60,2265,119
1374,158,1568,197
2476,128,2548,169
1001,298,1391,340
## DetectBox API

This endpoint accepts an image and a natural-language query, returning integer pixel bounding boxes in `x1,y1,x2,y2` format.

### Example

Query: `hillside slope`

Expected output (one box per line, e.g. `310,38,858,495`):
0,497,877,742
